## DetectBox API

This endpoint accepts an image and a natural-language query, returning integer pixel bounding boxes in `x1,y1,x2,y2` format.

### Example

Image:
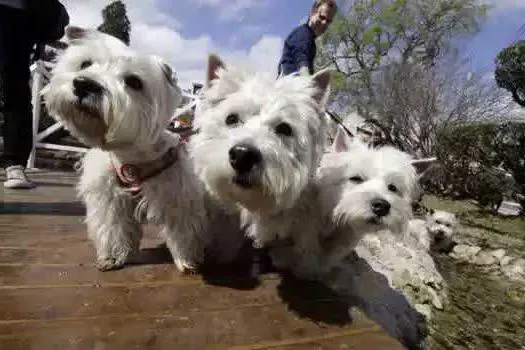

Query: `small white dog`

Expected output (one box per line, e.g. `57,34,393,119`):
268,127,435,278
189,54,331,247
408,210,458,253
43,28,243,272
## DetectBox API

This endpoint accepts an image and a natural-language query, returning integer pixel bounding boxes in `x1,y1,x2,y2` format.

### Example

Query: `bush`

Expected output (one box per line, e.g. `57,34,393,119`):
426,122,524,212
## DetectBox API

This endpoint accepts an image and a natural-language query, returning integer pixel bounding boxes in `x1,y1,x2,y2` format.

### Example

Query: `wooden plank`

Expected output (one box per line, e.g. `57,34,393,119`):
0,239,170,265
0,169,405,349
244,330,404,350
0,245,95,265
0,278,354,322
0,310,394,350
0,263,280,287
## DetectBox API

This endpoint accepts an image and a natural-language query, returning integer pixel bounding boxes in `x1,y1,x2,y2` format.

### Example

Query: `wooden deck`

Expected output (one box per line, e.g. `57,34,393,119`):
0,169,404,349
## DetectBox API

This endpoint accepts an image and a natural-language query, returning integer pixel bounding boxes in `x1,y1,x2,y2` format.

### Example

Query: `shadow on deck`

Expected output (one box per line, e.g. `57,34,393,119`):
0,169,407,349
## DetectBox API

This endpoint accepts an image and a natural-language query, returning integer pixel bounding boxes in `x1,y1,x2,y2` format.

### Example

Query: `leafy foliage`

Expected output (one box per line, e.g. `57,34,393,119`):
427,122,525,212
495,40,525,107
97,0,131,45
317,0,488,112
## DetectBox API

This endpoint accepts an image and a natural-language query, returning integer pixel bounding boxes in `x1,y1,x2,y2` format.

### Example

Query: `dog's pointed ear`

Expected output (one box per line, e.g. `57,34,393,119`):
160,61,177,87
312,68,332,107
332,125,351,153
411,157,437,177
66,26,88,41
206,53,226,87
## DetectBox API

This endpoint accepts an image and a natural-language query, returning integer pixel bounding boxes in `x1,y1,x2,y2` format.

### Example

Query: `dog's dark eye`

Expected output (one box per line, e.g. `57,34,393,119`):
225,113,240,126
435,220,443,225
275,122,293,137
388,184,398,193
349,176,364,183
80,60,92,70
124,74,143,90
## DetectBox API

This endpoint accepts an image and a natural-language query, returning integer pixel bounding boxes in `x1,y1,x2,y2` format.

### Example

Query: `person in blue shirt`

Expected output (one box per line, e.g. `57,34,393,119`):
278,0,337,77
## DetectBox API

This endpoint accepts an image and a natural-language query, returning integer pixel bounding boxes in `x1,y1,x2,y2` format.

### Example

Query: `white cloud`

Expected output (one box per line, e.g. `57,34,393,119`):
247,36,284,76
62,0,180,29
195,0,267,21
60,0,284,88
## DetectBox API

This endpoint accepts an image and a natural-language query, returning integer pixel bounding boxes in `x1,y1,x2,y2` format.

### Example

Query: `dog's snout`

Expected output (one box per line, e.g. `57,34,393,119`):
371,198,391,217
434,230,446,241
73,77,103,98
229,143,262,174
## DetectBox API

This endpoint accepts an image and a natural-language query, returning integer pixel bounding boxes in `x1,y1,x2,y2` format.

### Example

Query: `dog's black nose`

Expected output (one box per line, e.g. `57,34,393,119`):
73,77,103,98
229,143,262,174
371,198,391,217
434,231,445,241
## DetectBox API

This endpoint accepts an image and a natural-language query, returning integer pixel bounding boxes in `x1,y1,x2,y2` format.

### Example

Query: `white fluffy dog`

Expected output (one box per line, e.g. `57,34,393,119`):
268,127,435,278
189,54,331,247
407,210,458,253
43,28,242,272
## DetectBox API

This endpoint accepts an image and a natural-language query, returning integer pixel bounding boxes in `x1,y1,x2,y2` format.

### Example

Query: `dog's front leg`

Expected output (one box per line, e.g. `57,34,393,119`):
84,192,142,271
161,223,206,274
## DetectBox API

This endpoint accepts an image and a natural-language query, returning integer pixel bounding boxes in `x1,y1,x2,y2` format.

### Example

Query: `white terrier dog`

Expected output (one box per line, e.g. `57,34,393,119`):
268,127,435,278
189,54,332,248
408,210,458,253
43,28,243,272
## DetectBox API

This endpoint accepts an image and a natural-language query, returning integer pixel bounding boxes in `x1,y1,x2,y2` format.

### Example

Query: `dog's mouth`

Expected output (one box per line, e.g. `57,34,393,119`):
433,231,446,241
232,174,256,189
367,216,383,225
76,99,102,119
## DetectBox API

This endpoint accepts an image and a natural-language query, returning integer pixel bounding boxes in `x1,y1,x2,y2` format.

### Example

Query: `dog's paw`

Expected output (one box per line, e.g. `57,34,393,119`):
174,257,199,274
96,257,125,271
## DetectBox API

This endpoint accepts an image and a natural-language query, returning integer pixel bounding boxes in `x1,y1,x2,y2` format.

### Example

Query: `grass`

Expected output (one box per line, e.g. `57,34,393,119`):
421,195,525,349
423,195,525,257
429,257,525,350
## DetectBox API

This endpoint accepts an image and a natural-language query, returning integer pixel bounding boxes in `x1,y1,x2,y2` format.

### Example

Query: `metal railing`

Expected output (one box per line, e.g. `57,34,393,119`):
27,58,88,168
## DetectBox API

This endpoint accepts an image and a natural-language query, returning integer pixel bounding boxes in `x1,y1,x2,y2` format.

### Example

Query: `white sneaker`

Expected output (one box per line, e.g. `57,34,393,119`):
4,165,36,189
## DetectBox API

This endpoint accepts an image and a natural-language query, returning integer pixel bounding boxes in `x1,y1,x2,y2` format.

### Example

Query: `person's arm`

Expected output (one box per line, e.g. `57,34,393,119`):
291,27,314,76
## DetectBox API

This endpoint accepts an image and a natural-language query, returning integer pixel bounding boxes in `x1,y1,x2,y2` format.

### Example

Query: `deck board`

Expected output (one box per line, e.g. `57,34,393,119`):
0,169,404,349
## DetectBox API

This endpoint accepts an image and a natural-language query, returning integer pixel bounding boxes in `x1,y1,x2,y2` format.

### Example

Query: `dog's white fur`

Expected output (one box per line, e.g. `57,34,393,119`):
190,55,331,245
407,210,458,253
268,128,436,278
43,28,243,272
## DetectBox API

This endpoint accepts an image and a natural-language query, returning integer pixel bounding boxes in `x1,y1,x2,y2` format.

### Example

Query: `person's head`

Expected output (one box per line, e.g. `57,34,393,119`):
308,0,337,36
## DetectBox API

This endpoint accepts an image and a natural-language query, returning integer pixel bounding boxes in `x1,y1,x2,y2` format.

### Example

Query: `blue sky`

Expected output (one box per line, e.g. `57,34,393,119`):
62,0,525,88
156,0,307,51
458,3,525,73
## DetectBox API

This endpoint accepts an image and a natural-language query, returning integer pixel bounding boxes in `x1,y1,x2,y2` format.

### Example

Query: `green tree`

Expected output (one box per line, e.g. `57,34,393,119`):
495,40,525,107
493,122,525,209
97,0,131,45
426,122,524,211
317,0,488,114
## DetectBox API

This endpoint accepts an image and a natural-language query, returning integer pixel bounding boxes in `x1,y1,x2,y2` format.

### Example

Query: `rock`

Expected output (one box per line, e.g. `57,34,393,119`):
500,256,514,267
355,231,446,315
474,250,498,266
490,249,506,261
497,201,522,217
323,229,447,348
328,250,430,349
415,304,432,320
426,286,444,310
450,244,482,262
501,258,525,283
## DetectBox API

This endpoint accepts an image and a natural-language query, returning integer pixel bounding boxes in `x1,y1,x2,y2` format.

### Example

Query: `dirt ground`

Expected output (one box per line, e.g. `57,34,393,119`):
422,196,525,349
